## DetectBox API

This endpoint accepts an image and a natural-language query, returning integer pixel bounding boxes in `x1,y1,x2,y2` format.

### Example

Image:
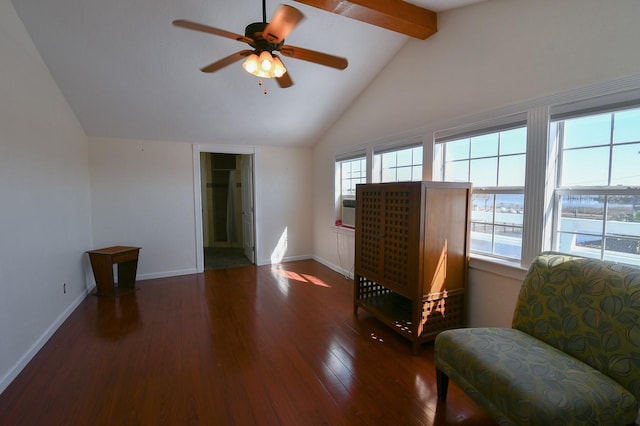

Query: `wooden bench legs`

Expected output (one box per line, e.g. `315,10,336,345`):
436,368,449,402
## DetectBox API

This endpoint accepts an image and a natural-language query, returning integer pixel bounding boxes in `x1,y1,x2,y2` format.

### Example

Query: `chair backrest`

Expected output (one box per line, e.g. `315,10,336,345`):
512,251,640,398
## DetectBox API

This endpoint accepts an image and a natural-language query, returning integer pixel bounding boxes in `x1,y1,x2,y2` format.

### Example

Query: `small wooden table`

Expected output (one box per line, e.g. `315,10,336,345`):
87,246,141,297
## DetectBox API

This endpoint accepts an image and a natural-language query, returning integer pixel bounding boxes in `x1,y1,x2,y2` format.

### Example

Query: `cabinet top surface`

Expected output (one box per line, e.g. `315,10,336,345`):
356,181,472,189
86,246,141,255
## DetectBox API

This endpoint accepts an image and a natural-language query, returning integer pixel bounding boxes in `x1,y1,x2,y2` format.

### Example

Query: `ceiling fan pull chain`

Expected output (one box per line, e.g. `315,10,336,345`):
257,78,268,94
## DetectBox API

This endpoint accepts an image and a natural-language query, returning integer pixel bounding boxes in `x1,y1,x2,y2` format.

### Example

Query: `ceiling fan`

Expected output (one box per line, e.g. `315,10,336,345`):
173,1,348,88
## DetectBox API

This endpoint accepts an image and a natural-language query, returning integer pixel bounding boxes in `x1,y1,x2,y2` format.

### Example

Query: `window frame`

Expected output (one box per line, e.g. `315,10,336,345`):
334,152,367,228
550,104,640,265
329,77,640,270
372,140,424,183
434,121,528,262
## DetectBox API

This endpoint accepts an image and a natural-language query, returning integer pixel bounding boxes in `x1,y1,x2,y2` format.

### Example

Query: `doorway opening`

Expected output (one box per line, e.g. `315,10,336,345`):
200,152,255,270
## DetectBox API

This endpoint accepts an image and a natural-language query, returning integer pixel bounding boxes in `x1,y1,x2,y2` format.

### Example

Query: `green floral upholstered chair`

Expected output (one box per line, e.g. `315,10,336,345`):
435,252,640,425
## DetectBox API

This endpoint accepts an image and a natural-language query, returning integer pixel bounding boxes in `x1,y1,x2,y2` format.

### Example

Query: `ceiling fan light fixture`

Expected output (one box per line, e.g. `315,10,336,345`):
272,55,286,78
242,53,260,74
259,51,273,71
242,51,286,79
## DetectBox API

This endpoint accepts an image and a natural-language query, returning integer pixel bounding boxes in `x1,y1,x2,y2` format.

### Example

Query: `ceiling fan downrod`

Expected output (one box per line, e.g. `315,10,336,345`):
262,0,267,23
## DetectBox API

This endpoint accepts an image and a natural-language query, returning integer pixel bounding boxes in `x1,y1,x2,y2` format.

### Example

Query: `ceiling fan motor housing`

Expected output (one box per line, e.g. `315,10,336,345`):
245,22,283,52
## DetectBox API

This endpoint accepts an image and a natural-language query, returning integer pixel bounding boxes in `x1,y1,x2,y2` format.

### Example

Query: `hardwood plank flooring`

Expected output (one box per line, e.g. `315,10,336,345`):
0,260,496,425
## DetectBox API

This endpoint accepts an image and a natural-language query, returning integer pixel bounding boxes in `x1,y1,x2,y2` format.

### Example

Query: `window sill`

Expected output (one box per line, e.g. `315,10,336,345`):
332,224,355,233
468,254,528,281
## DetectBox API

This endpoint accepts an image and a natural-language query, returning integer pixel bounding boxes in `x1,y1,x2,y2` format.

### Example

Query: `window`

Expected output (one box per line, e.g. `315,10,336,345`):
334,155,367,227
551,106,640,265
338,156,367,198
373,145,423,183
435,126,527,261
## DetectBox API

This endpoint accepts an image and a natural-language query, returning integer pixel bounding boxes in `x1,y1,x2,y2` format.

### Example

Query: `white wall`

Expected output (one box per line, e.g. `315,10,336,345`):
89,137,197,279
312,0,640,327
0,0,92,392
255,146,314,265
89,139,314,276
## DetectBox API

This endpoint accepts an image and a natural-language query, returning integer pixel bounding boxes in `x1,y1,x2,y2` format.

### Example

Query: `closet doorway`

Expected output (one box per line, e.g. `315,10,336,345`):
200,152,255,270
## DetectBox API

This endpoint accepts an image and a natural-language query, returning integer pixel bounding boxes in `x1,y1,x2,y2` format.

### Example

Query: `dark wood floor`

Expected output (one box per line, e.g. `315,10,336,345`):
0,260,496,425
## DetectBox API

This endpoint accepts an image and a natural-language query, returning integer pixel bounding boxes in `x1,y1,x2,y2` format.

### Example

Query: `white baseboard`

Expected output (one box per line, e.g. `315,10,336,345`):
136,268,198,281
0,288,89,394
312,255,354,279
257,254,312,266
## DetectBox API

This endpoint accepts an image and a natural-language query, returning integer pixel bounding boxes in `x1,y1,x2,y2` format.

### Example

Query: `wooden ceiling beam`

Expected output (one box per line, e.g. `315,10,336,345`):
293,0,437,39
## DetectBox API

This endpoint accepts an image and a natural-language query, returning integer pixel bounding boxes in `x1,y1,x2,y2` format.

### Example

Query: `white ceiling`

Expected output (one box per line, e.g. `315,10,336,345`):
12,0,484,147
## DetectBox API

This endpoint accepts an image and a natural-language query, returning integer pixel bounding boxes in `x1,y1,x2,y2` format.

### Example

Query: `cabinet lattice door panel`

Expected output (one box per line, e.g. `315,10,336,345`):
354,181,471,353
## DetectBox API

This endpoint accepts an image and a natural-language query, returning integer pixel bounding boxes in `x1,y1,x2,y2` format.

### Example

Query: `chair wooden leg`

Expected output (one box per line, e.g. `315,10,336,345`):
436,368,449,402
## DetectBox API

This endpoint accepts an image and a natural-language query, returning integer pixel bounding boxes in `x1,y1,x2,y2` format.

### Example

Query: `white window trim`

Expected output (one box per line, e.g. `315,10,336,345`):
331,74,640,273
372,139,424,184
430,74,640,270
434,116,529,265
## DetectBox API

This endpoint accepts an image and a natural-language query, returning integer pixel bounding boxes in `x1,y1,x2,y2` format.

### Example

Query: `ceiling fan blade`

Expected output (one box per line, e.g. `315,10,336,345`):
279,45,348,70
276,71,294,88
262,5,305,44
173,19,253,44
200,50,254,73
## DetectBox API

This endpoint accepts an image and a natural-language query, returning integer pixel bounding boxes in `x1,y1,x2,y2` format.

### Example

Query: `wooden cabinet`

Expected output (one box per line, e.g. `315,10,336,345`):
354,181,471,353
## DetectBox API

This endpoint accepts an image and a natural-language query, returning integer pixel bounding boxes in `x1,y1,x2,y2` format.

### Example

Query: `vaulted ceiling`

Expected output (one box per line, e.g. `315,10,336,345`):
12,0,484,147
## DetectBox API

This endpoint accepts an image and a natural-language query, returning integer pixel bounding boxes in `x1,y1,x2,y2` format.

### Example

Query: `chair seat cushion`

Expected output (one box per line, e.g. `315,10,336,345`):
435,327,638,425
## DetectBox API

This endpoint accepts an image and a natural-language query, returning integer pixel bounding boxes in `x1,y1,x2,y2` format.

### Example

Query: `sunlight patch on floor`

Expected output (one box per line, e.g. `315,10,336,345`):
270,267,332,288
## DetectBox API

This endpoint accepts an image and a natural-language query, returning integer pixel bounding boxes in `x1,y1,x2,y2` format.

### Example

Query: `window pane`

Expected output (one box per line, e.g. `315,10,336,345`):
558,233,602,260
396,166,412,181
498,154,526,186
382,168,396,182
561,146,609,186
378,145,422,183
382,152,396,169
340,157,366,196
471,133,499,158
606,196,640,238
495,194,524,226
470,223,493,255
397,150,412,167
440,125,525,262
557,195,604,235
412,146,423,164
472,194,494,224
493,225,523,258
563,113,611,149
613,108,640,144
500,127,527,155
603,237,640,265
445,138,470,161
445,160,469,182
412,165,423,181
470,193,522,260
611,142,640,186
470,157,497,187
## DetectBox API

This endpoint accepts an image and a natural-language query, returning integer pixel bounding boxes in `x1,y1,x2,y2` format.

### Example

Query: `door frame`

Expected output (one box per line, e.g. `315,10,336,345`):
192,144,259,272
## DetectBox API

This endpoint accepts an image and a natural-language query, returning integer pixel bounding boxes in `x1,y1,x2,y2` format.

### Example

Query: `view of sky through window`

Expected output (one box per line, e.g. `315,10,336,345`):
554,106,640,265
440,126,527,260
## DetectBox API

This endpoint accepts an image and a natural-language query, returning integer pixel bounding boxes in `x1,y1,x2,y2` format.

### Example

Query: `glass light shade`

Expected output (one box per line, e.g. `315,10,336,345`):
242,51,285,79
272,55,286,78
242,54,259,74
259,51,273,72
